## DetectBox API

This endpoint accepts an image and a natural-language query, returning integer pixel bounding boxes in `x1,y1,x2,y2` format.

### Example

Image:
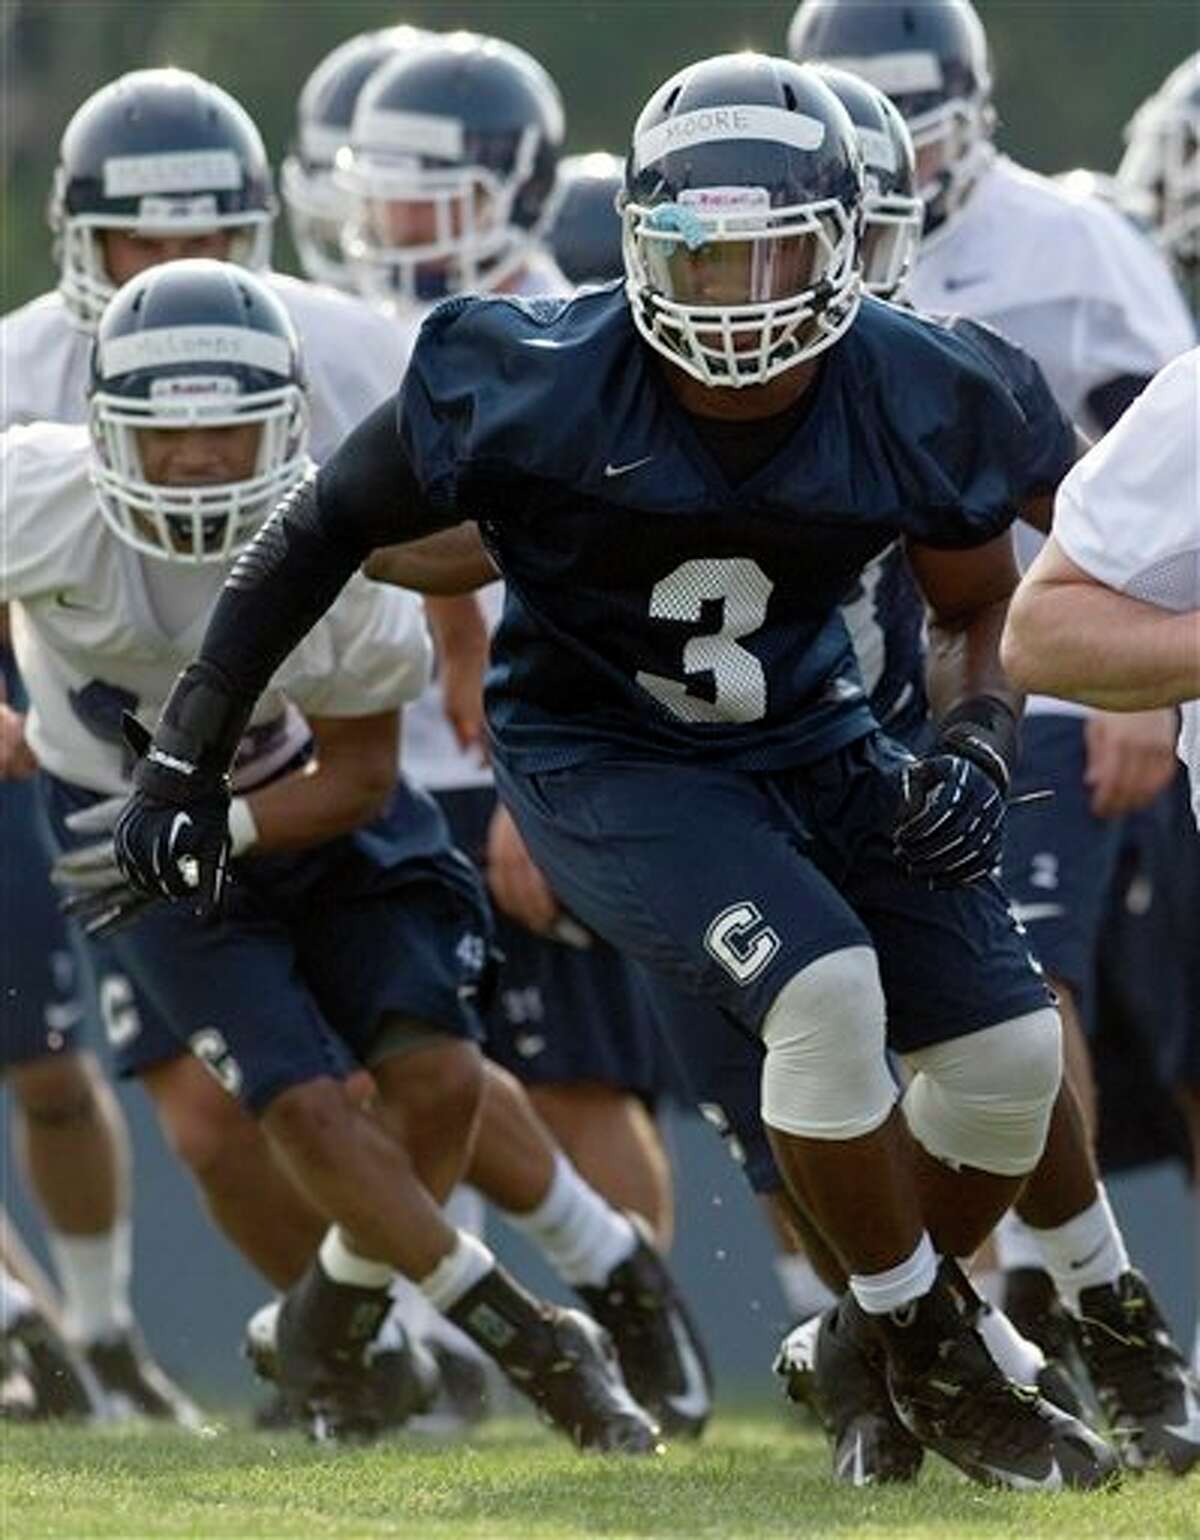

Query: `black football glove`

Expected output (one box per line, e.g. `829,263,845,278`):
113,708,233,919
892,695,1018,888
50,798,161,938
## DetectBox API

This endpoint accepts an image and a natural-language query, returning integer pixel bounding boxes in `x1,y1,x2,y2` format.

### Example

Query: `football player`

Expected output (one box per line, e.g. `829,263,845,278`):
3,258,657,1454
1118,53,1200,307
0,65,411,1420
111,54,1132,1491
790,0,1198,1465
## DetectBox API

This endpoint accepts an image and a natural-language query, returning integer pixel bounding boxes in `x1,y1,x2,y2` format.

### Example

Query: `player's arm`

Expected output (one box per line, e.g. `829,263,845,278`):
241,710,399,853
1002,537,1200,710
112,397,459,907
424,593,491,758
364,523,497,594
1017,428,1094,535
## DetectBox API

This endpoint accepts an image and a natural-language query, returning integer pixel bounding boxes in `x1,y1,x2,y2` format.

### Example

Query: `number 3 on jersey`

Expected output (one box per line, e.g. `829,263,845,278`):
635,558,774,724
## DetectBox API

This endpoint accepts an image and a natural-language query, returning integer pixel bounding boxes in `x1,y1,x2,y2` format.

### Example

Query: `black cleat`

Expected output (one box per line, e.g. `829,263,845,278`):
1074,1271,1200,1475
250,1283,440,1444
776,1307,923,1485
7,1307,106,1422
86,1327,202,1428
1004,1267,1095,1423
578,1223,712,1439
507,1307,663,1454
869,1265,1120,1491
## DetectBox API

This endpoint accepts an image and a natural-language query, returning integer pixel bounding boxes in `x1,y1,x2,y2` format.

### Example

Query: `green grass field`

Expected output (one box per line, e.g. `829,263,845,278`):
3,1411,1199,1540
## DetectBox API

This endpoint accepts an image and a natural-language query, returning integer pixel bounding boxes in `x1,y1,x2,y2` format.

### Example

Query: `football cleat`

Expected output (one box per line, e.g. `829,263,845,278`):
85,1327,203,1428
246,1292,440,1442
1004,1266,1096,1424
577,1221,712,1439
869,1268,1120,1492
775,1307,924,1485
5,1305,107,1422
505,1307,663,1455
1074,1271,1200,1475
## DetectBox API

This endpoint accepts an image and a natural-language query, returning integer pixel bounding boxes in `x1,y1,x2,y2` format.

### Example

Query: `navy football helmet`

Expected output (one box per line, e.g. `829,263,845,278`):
812,65,921,298
787,0,994,239
337,31,564,304
281,26,431,290
545,152,625,285
622,53,863,387
89,260,308,563
49,69,276,331
1118,53,1200,280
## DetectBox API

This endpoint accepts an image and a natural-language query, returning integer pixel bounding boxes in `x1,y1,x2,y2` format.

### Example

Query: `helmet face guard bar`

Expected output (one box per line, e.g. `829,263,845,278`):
623,196,861,386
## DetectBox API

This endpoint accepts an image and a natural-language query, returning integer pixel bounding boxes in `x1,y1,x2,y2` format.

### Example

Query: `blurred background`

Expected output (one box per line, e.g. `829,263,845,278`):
2,0,1197,1403
4,0,1198,306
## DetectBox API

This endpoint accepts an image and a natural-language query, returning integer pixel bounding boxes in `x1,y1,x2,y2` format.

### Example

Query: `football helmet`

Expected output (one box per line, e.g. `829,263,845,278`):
49,69,275,331
787,0,994,240
337,31,564,304
622,53,864,388
812,65,921,298
281,26,431,290
545,152,625,285
1117,53,1200,279
88,259,308,564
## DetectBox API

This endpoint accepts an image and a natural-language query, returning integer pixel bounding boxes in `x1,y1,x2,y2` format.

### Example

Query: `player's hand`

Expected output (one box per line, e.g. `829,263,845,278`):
50,803,162,938
1084,708,1177,818
485,803,561,934
441,649,489,762
113,713,231,915
0,701,37,779
893,752,1006,887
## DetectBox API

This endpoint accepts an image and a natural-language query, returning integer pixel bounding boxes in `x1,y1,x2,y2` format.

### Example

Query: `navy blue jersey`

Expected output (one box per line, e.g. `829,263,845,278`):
398,285,1075,773
842,311,1073,745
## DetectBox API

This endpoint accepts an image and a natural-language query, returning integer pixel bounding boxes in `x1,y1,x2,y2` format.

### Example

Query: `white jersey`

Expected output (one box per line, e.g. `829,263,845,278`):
1052,350,1200,830
1,422,431,797
910,156,1196,717
0,274,407,460
399,250,571,794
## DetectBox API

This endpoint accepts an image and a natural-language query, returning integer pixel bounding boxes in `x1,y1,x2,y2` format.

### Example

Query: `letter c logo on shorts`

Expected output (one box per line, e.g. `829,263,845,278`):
704,901,781,984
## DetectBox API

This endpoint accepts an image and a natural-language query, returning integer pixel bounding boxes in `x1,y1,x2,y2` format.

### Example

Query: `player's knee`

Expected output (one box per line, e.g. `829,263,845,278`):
10,1050,99,1127
261,1076,357,1177
142,1056,255,1178
378,1038,483,1140
902,1007,1063,1177
759,947,894,1140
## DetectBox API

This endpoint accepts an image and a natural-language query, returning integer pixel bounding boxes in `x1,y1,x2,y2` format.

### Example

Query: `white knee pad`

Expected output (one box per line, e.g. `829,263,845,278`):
901,1008,1062,1177
760,947,896,1140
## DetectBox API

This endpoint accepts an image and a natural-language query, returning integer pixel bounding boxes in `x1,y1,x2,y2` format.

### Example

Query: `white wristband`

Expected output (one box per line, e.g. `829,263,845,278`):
227,796,259,857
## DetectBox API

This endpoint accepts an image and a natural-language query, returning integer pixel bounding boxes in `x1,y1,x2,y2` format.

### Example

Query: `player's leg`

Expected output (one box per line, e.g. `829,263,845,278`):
0,1217,105,1422
497,745,1114,1488
140,1054,326,1289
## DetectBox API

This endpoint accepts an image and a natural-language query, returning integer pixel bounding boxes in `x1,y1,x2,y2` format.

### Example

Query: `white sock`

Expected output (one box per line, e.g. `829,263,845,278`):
975,1302,1045,1386
1028,1186,1130,1314
993,1211,1046,1274
418,1232,495,1315
0,1267,34,1333
971,1268,1006,1307
48,1222,133,1343
444,1185,486,1239
850,1232,938,1316
501,1153,637,1289
774,1253,838,1321
388,1272,490,1366
318,1227,393,1291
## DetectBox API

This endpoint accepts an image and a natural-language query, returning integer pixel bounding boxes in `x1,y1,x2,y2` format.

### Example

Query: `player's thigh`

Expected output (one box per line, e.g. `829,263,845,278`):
0,777,85,1072
1001,714,1125,1001
101,898,354,1116
495,753,868,1031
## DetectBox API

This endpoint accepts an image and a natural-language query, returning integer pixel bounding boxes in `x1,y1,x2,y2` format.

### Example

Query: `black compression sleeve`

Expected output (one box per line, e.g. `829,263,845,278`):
153,396,455,774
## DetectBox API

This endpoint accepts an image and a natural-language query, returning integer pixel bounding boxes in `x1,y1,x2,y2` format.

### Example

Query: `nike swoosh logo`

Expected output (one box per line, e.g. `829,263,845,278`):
978,1457,1063,1492
837,1430,869,1486
943,273,991,291
1069,1241,1108,1271
662,1310,710,1423
604,455,654,479
55,591,103,613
